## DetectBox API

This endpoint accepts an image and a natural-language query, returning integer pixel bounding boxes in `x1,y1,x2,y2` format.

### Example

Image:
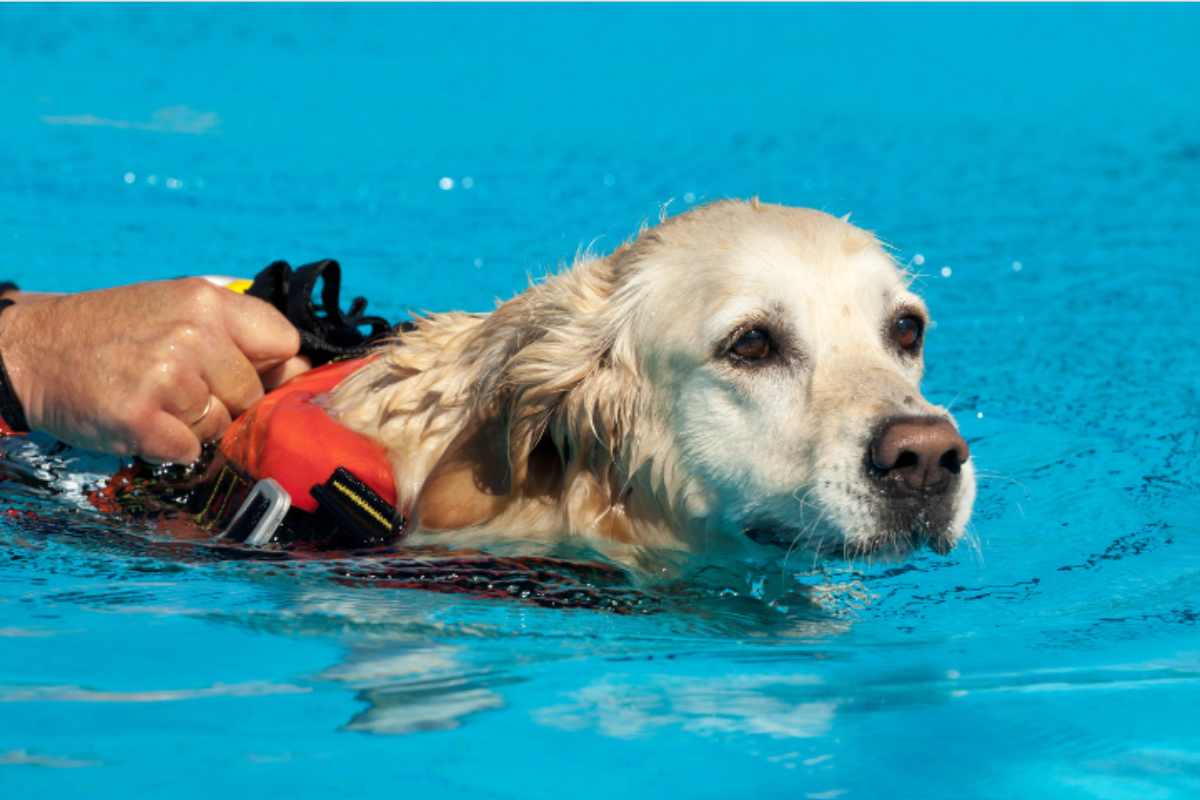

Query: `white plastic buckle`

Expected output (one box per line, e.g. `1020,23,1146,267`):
220,478,292,546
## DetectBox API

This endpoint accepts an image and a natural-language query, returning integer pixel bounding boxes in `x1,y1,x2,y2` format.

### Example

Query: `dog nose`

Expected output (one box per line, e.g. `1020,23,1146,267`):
869,417,969,494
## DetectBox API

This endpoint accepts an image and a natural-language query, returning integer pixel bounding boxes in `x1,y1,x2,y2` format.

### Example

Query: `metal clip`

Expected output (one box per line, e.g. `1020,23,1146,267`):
219,478,291,546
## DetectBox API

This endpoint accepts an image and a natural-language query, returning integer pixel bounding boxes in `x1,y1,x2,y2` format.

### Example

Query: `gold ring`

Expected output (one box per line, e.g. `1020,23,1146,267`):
189,396,214,427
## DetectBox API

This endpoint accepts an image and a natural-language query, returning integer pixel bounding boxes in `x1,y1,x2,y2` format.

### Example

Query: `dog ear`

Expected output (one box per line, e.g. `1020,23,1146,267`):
462,257,641,486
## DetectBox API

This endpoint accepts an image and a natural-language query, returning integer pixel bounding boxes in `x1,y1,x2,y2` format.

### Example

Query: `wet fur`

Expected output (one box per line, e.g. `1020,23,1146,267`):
326,200,975,568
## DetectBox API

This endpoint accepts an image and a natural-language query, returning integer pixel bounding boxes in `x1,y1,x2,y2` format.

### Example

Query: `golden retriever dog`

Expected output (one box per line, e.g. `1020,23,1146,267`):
327,200,975,569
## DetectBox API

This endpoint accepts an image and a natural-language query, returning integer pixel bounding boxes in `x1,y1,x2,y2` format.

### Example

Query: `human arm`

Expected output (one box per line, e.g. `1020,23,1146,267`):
0,278,311,463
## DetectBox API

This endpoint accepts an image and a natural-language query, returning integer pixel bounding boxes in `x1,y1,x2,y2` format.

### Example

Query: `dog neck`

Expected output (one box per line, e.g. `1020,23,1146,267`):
413,415,684,551
415,417,557,530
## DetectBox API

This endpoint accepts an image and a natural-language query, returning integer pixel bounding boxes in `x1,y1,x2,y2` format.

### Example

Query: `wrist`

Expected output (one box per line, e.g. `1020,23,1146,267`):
0,300,36,434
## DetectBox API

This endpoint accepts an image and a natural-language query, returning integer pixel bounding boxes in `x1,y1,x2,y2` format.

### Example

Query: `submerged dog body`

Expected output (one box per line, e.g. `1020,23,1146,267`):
327,201,975,566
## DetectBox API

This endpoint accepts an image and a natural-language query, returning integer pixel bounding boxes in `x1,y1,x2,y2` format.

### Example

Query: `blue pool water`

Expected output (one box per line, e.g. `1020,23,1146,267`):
3,4,1200,798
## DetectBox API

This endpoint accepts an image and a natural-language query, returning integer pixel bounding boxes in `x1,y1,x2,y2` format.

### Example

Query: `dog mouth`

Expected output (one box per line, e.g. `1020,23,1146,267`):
739,475,966,559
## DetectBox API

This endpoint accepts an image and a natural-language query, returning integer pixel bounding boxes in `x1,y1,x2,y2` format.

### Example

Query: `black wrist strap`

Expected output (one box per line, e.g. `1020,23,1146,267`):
0,298,30,433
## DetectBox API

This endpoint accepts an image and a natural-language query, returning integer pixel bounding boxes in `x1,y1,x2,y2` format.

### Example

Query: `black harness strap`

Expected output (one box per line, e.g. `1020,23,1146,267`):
194,463,253,529
189,459,404,551
247,259,400,367
309,466,401,546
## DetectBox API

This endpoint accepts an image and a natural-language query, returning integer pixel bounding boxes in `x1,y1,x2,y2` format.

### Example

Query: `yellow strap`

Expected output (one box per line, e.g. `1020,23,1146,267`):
330,479,393,530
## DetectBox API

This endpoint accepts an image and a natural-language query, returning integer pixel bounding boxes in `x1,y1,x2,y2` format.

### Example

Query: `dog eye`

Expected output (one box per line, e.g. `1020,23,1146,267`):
893,315,924,353
730,328,773,361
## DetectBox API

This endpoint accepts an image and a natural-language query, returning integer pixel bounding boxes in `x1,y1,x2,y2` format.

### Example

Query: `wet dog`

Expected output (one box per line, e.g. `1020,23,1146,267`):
327,200,975,567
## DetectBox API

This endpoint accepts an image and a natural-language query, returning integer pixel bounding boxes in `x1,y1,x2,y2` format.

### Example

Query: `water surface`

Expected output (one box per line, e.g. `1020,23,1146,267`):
2,5,1199,799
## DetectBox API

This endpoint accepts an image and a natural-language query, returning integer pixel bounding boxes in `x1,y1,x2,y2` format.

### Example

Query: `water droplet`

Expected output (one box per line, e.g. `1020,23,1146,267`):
602,173,615,188
438,176,454,191
683,191,696,203
976,411,984,419
912,254,925,266
146,174,159,186
940,266,952,278
165,177,182,190
122,171,136,185
461,176,475,189
472,258,483,268
1011,260,1023,272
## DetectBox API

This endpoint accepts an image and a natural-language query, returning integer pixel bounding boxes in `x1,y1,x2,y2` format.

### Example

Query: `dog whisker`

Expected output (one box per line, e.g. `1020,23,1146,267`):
974,471,1029,494
960,524,985,566
942,391,963,414
781,501,829,587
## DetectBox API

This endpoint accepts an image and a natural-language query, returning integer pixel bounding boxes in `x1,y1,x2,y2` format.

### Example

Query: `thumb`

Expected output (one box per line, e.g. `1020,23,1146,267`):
260,355,313,390
219,291,302,370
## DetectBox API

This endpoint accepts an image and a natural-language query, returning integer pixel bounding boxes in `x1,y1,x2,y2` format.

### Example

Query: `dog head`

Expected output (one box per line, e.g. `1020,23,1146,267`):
332,200,975,562
607,200,975,558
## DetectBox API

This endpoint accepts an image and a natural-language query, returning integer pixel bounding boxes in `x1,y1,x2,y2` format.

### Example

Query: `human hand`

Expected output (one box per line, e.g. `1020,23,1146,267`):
0,278,310,463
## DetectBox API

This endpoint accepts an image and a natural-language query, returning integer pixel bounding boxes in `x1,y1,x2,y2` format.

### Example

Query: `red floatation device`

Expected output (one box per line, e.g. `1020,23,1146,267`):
194,356,405,548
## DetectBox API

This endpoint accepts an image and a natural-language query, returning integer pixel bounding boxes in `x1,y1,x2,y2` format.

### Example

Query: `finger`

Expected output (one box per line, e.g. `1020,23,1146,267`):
137,412,202,465
188,395,233,445
159,368,210,418
218,291,301,370
260,354,312,390
197,338,264,418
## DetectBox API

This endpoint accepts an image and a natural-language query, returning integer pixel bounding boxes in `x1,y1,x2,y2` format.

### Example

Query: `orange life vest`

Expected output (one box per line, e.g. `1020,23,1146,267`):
217,357,395,512
195,357,404,548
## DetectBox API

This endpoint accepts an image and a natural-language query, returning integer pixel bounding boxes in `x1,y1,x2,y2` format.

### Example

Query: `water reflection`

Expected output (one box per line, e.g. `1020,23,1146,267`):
535,673,835,741
253,575,855,736
321,647,506,733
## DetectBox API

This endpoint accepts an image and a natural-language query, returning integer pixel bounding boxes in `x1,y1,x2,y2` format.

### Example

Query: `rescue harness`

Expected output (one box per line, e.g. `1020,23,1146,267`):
192,355,407,550
95,259,411,550
200,259,412,549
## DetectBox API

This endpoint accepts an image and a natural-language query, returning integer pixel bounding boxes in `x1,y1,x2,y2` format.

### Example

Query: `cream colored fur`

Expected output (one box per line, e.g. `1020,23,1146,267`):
326,200,976,568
